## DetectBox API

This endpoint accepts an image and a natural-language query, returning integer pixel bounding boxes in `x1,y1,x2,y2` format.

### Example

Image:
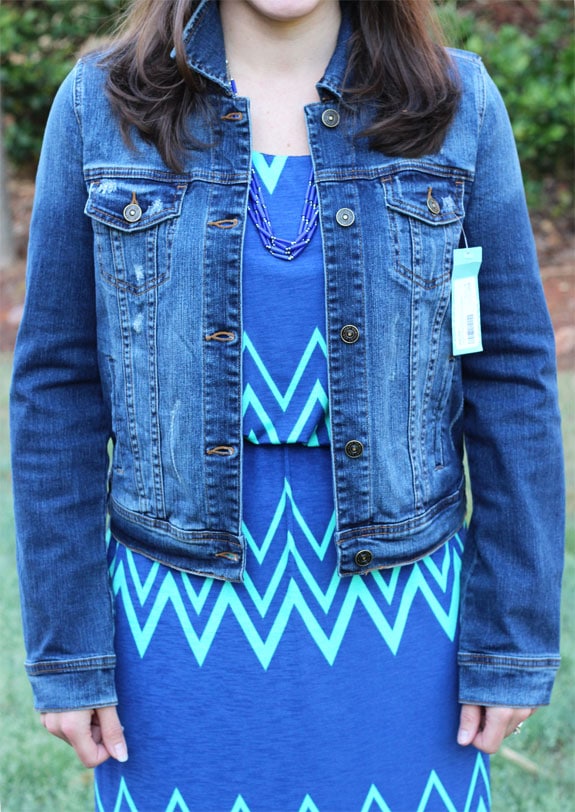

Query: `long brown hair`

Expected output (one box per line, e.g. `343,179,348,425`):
102,0,460,172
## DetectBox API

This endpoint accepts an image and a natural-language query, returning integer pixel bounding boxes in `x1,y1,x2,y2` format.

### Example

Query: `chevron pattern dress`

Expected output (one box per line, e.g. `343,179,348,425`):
95,154,490,812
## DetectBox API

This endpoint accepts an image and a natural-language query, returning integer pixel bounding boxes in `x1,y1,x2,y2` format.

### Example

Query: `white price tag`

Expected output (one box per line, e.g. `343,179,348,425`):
451,246,483,356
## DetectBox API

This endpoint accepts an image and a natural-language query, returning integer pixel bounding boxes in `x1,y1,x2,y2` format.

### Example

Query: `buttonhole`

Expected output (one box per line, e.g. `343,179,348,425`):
205,331,236,342
207,218,239,229
215,551,240,561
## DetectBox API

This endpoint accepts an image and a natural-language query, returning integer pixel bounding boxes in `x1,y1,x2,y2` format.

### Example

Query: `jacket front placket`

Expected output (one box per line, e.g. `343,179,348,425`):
182,0,253,569
307,109,372,537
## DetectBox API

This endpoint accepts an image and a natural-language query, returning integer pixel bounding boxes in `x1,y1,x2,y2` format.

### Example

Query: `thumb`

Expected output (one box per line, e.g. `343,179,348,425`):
457,704,482,746
97,706,129,762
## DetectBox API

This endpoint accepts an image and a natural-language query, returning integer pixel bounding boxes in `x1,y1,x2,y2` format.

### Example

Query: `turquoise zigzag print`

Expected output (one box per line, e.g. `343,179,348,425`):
95,751,490,812
109,484,463,668
243,327,330,445
251,151,288,194
243,328,327,411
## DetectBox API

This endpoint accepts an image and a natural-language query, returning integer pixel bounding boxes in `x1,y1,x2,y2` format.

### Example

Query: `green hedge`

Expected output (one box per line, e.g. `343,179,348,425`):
442,0,574,213
0,0,123,169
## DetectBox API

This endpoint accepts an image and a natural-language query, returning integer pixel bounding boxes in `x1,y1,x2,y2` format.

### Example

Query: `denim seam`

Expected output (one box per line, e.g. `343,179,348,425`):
26,656,116,676
73,59,84,136
458,653,561,669
336,481,464,540
84,166,246,184
111,498,243,544
320,161,474,184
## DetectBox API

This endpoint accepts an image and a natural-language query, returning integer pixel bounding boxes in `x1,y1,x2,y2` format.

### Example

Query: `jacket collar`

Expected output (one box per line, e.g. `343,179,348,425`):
180,0,351,100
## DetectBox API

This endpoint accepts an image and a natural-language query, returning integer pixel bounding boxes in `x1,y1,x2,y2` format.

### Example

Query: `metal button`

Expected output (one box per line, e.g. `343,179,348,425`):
344,440,364,458
321,108,340,128
123,203,142,223
355,549,373,567
426,187,441,215
336,208,355,227
340,325,359,344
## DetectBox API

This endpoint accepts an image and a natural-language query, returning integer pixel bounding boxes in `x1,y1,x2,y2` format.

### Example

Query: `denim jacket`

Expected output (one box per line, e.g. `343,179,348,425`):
11,0,564,712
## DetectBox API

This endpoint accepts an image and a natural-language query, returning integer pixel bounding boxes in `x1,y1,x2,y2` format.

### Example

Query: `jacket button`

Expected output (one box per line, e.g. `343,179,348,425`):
355,549,373,567
321,108,340,128
345,440,364,458
123,203,142,223
336,207,355,227
340,324,359,344
426,187,441,215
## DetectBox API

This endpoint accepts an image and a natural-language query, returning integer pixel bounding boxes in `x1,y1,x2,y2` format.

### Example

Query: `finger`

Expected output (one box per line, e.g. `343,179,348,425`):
61,711,114,768
471,707,533,754
91,715,103,744
97,706,129,763
457,704,483,746
41,712,73,744
471,706,513,753
502,707,534,739
42,710,112,768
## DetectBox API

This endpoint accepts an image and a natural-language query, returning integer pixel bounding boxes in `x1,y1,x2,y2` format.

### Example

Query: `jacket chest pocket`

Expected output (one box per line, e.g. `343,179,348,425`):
85,178,187,295
381,170,465,290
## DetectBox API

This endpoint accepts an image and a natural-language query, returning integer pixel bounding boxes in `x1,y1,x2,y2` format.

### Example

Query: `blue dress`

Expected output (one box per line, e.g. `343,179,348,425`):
95,154,490,812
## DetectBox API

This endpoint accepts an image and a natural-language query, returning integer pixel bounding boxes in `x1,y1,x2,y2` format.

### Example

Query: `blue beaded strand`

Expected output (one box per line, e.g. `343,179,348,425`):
248,169,319,261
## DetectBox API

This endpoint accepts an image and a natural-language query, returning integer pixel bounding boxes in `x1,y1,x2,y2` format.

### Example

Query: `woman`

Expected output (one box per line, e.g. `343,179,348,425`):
10,0,564,809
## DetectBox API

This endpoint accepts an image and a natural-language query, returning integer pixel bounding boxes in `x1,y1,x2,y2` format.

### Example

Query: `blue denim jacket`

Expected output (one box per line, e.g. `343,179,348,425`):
11,0,564,712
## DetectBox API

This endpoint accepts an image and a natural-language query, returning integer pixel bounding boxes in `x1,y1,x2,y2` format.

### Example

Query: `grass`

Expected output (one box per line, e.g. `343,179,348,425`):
0,351,573,811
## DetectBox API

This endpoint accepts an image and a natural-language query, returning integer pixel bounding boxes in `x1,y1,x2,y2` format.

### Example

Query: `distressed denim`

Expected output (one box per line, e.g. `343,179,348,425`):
11,0,564,711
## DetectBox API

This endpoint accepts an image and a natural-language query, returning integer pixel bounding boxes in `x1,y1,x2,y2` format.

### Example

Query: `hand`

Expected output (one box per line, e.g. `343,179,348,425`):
457,704,535,754
41,706,128,768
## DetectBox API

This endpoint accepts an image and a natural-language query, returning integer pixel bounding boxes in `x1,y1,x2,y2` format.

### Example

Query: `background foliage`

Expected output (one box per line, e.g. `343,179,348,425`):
1,0,573,212
442,0,574,214
0,0,125,168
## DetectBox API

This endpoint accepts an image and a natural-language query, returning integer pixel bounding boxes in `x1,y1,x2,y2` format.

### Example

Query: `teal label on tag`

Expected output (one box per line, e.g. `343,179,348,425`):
451,246,483,356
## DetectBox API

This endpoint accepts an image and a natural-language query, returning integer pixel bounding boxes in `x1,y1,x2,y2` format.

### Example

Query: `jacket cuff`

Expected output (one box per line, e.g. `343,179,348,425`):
458,652,560,707
28,665,118,712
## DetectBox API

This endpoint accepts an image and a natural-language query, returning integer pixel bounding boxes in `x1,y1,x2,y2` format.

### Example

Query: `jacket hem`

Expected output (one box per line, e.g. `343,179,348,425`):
336,486,466,575
110,499,245,581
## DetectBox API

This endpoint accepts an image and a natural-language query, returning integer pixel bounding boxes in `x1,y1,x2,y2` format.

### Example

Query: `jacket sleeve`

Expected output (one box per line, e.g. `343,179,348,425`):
10,62,117,712
457,61,565,707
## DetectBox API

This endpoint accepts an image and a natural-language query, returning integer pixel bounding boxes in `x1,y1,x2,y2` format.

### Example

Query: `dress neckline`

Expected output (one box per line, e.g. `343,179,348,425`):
252,150,311,160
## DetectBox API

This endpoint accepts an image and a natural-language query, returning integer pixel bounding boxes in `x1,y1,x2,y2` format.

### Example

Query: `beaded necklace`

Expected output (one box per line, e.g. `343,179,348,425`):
228,73,320,262
248,168,319,261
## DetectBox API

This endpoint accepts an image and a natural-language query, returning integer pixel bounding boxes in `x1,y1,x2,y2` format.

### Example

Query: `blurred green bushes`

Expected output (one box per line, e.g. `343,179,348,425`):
0,0,124,169
441,0,574,215
1,0,573,213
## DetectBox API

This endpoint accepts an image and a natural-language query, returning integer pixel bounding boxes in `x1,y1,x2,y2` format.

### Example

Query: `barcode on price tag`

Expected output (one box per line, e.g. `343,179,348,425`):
451,246,483,356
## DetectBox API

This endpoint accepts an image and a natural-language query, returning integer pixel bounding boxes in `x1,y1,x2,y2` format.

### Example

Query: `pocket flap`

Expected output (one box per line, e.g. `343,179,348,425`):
85,178,187,232
382,170,464,226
